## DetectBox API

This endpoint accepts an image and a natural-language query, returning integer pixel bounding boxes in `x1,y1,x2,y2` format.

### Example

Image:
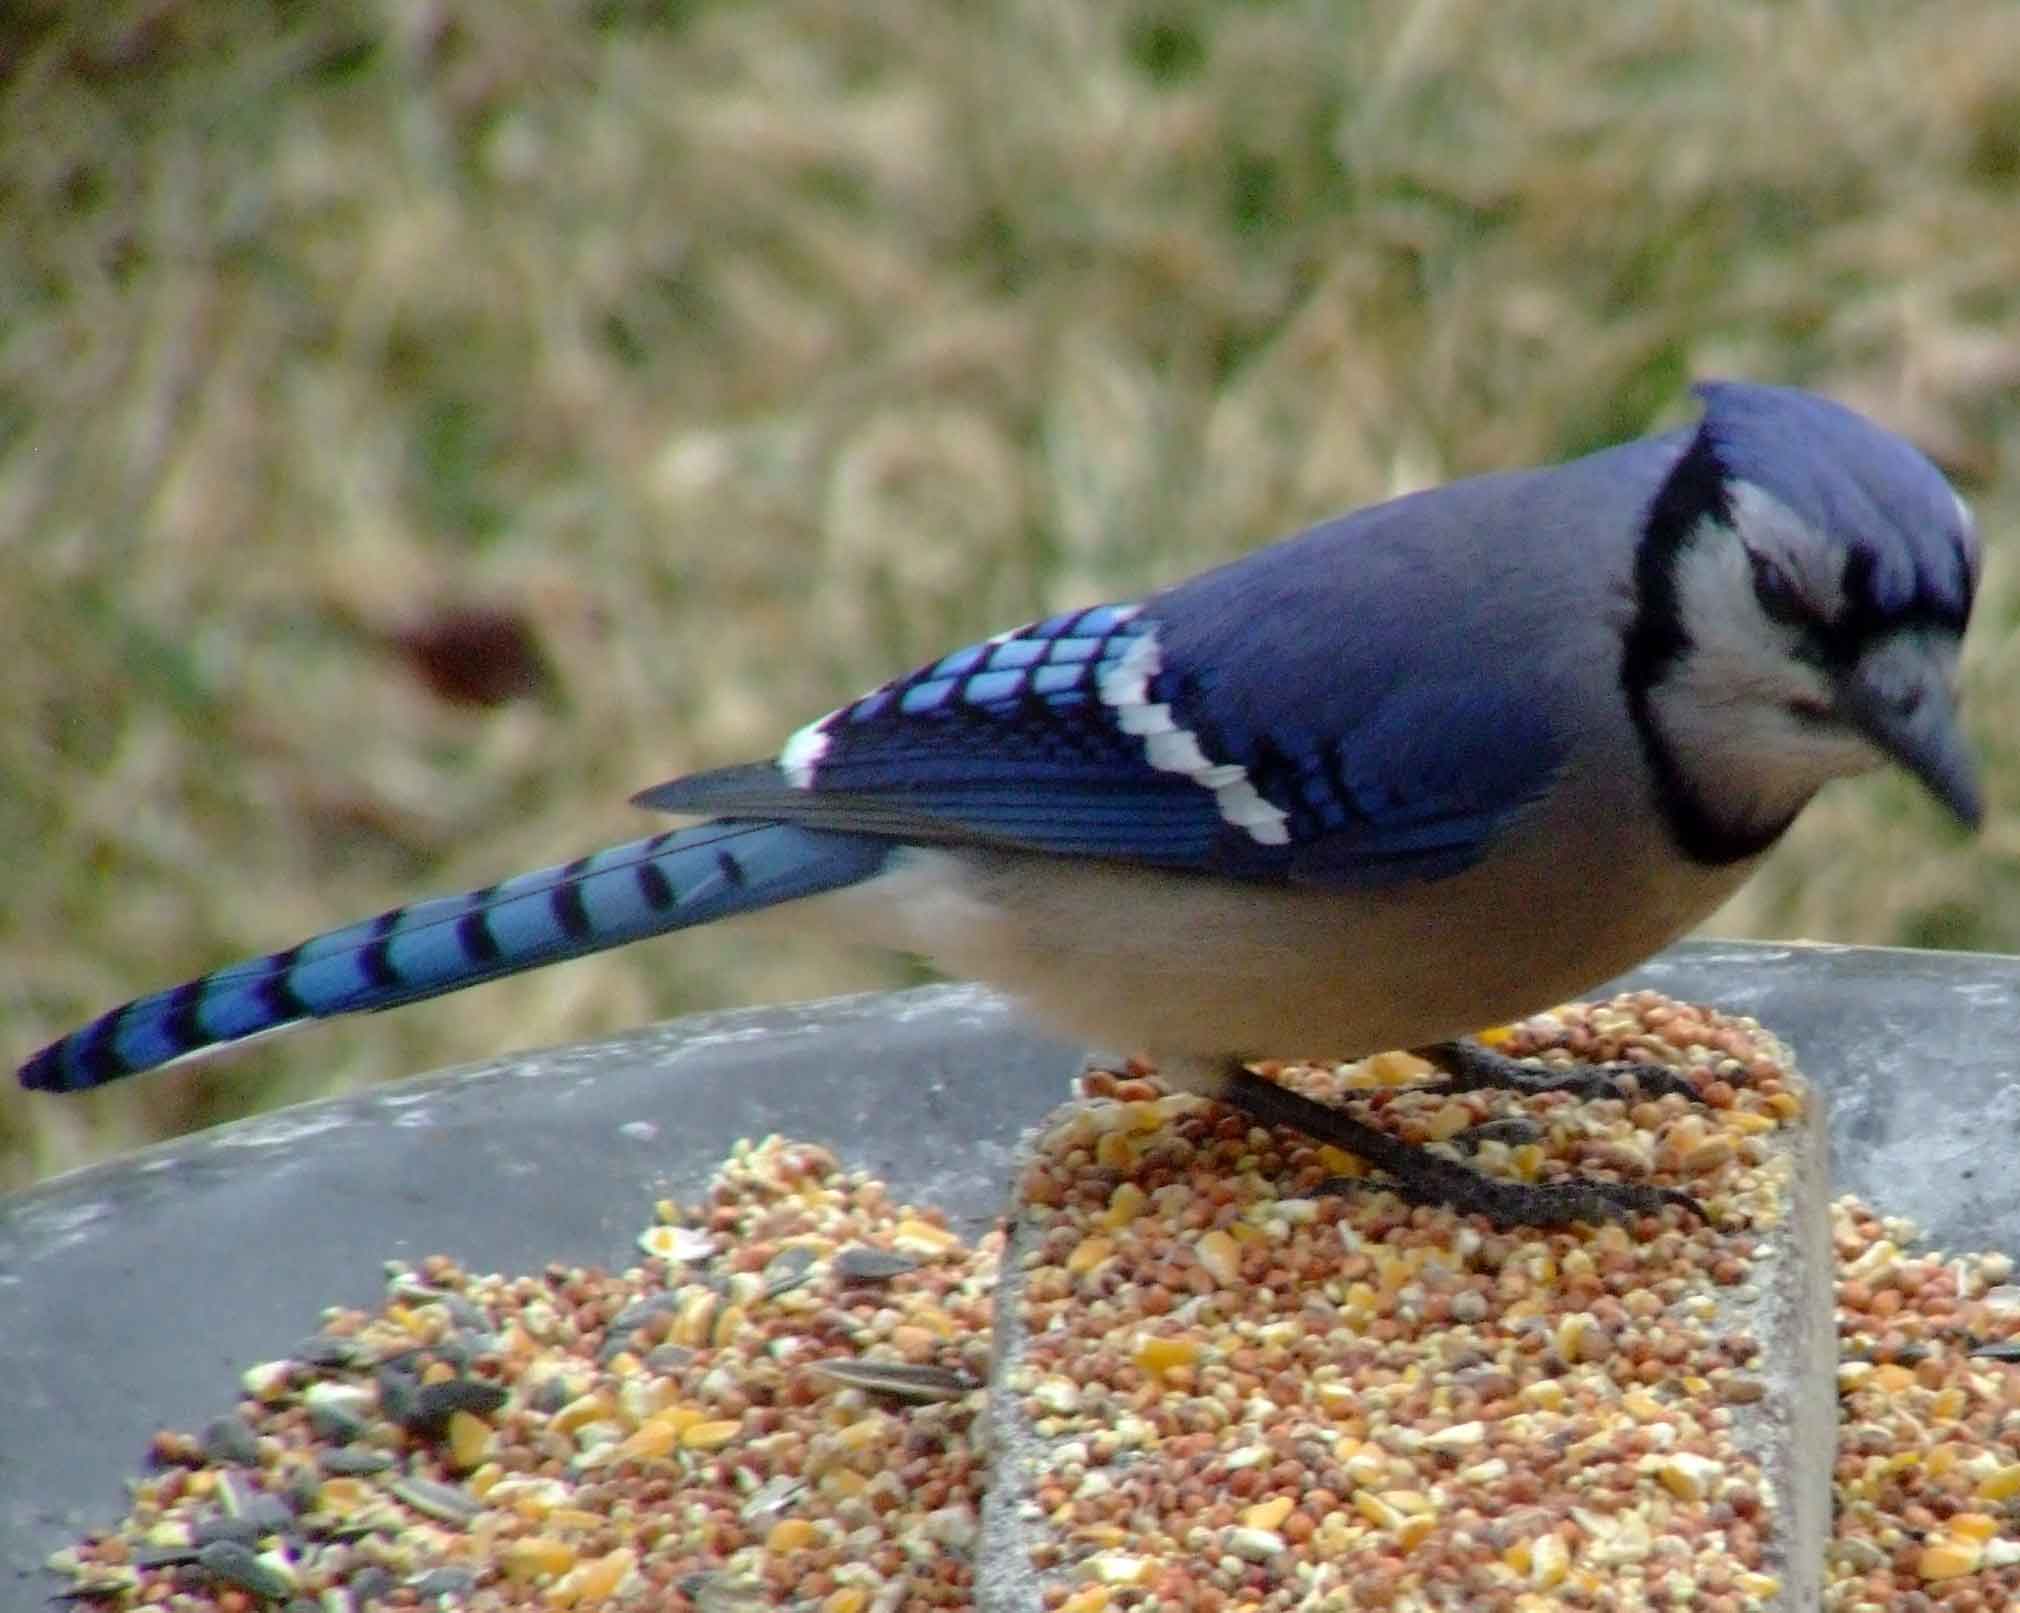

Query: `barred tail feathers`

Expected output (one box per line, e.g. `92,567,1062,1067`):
17,822,891,1092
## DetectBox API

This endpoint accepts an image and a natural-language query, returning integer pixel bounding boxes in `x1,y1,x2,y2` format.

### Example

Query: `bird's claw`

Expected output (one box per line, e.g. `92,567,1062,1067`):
1318,1157,1706,1230
1215,1066,1706,1232
1419,1040,1703,1106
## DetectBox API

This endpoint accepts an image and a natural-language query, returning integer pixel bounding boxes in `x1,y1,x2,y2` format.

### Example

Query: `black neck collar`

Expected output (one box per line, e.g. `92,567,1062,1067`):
1621,431,1797,867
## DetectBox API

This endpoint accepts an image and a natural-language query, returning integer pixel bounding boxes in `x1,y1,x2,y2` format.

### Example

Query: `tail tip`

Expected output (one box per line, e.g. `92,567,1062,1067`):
18,1029,121,1094
17,1046,71,1093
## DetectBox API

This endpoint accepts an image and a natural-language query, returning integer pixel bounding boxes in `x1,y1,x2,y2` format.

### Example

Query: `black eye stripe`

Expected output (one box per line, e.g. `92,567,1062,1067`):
1747,551,1807,625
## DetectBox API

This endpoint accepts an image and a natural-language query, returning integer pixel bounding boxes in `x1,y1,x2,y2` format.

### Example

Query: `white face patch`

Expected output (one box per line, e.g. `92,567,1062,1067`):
1096,628,1291,845
1667,514,1832,715
1724,480,1847,623
1653,514,1879,829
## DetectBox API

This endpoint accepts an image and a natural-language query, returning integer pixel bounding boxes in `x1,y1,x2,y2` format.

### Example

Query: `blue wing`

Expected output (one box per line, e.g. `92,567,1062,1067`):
641,530,1566,888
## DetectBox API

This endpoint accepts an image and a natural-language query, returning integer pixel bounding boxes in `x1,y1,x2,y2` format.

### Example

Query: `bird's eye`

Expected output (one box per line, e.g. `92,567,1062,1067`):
1748,552,1806,625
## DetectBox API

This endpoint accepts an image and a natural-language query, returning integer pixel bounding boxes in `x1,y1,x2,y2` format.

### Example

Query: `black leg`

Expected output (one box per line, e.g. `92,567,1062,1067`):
1414,1039,1703,1105
1449,1116,1543,1150
1215,1066,1704,1229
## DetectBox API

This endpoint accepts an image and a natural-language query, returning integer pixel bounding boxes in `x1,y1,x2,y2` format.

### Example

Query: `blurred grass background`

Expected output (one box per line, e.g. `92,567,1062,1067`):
6,0,2019,1189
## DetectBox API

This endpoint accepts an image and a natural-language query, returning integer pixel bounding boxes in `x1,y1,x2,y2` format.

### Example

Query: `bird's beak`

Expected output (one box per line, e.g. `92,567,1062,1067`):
1835,631,1983,830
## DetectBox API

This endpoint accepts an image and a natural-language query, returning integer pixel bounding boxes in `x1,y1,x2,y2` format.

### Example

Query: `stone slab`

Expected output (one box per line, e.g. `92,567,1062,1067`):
4,939,2019,1601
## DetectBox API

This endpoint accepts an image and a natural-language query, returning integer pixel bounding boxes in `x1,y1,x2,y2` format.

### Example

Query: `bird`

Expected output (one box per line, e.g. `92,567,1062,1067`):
17,381,1983,1225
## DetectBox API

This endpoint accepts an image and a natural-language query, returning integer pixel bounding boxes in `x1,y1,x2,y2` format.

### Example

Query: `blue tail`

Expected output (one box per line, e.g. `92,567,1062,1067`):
18,822,892,1093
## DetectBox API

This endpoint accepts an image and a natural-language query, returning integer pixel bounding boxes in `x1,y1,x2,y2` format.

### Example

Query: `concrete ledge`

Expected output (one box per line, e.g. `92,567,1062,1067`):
6,939,2020,1601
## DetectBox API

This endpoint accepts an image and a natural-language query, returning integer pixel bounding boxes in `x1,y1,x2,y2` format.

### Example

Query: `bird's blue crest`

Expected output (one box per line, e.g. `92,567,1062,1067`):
1693,381,1976,627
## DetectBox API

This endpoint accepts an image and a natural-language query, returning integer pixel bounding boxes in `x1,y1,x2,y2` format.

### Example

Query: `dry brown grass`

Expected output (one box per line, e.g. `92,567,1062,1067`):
6,0,2019,1186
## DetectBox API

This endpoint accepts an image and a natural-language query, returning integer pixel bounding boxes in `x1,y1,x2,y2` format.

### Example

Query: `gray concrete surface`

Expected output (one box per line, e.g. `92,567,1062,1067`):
4,939,2018,1602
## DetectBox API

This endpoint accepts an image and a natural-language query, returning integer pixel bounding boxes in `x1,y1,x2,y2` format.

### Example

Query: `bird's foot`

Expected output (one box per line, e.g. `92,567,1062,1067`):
1313,1159,1702,1229
1448,1116,1543,1151
1414,1038,1703,1106
1214,1066,1703,1231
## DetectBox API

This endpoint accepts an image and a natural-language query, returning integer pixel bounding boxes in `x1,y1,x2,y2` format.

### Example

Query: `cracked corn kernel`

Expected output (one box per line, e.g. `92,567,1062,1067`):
1652,1450,1723,1500
1520,1377,1567,1411
1977,1462,2020,1500
709,1301,748,1348
1084,1553,1154,1585
614,1417,678,1461
1528,1531,1570,1587
1314,1143,1365,1176
1131,1334,1201,1377
679,1418,740,1450
1312,1380,1356,1415
546,1546,634,1606
501,1536,576,1581
1120,1099,1169,1133
549,1392,612,1435
1240,1496,1293,1531
1352,1491,1403,1529
1419,1420,1484,1451
1919,1537,1983,1580
1342,1445,1387,1487
446,1408,493,1471
1065,1235,1112,1276
1103,1181,1149,1226
462,1461,502,1501
1093,1131,1138,1171
1194,1228,1241,1285
1555,1311,1599,1362
1362,1049,1435,1083
891,1216,960,1255
831,1413,891,1451
764,1519,818,1553
669,1288,718,1347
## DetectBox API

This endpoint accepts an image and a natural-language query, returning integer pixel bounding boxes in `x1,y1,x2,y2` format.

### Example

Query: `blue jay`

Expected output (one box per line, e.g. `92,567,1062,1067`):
18,382,1981,1225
